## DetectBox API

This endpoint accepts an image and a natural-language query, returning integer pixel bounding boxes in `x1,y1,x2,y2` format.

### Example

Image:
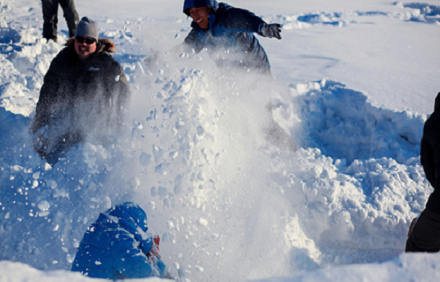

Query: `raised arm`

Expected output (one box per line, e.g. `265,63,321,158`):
222,6,282,39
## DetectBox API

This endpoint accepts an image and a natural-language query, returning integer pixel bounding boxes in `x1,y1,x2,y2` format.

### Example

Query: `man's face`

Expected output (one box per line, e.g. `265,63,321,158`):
189,7,212,30
74,37,97,60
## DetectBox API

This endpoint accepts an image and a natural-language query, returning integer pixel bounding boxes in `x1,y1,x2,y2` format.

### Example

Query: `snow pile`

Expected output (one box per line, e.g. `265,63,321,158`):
0,260,166,282
294,80,424,164
0,0,439,282
257,252,440,282
397,2,440,23
265,2,440,31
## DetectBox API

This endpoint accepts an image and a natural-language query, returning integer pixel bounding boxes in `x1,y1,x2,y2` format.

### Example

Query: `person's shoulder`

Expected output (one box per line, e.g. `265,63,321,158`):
95,39,122,68
218,2,232,9
47,44,76,71
96,39,117,61
217,2,234,14
217,3,254,20
98,38,116,54
53,43,75,61
424,111,440,136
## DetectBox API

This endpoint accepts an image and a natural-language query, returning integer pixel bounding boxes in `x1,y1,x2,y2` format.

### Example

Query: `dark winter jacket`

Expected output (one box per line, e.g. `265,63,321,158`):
421,93,440,215
183,0,270,72
71,202,166,279
32,38,129,146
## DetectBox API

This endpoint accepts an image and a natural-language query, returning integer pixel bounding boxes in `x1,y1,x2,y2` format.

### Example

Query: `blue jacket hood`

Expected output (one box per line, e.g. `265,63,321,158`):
106,201,149,232
71,202,166,279
183,0,219,16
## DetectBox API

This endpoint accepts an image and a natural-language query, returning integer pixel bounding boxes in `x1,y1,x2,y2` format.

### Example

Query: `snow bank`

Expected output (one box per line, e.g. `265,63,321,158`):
397,2,440,24
256,252,440,282
265,2,440,30
293,79,424,164
0,261,166,281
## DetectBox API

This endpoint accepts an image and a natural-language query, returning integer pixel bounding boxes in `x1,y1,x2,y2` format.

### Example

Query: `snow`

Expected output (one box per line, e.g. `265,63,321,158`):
0,0,440,281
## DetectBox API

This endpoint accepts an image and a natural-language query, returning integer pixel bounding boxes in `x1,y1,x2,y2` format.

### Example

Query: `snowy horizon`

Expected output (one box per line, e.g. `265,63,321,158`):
1,0,440,281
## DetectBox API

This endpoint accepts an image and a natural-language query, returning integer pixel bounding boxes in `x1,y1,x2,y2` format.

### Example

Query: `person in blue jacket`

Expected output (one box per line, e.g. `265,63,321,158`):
71,202,166,279
182,0,282,74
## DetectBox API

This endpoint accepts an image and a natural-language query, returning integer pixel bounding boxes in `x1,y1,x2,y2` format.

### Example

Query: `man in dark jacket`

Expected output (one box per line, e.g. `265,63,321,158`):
41,0,79,42
31,17,130,165
406,92,440,252
71,202,167,279
182,0,282,74
178,1,296,151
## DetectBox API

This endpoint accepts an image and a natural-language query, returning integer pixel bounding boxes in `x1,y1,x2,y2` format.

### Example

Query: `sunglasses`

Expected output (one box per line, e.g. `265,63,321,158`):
76,37,96,44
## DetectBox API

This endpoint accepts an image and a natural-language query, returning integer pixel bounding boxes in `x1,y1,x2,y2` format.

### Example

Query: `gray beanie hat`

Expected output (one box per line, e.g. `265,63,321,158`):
75,17,99,41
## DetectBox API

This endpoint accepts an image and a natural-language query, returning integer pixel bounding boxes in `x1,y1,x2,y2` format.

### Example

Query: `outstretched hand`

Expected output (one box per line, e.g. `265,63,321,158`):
260,23,282,40
146,235,161,259
144,49,160,68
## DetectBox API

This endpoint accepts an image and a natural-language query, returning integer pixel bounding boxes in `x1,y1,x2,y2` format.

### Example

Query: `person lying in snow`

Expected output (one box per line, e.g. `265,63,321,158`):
31,17,130,165
71,202,167,279
406,92,440,253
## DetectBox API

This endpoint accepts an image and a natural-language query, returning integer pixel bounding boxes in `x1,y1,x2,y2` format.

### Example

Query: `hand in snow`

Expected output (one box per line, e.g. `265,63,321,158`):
146,235,161,259
32,126,50,153
260,23,282,40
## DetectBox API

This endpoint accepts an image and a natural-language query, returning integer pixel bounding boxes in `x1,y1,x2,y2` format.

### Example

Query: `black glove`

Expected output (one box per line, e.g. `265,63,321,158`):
260,23,282,40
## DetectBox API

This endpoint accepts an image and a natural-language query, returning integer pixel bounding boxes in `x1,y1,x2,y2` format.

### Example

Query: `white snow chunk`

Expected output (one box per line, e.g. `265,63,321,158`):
37,201,50,211
32,172,40,180
198,218,208,226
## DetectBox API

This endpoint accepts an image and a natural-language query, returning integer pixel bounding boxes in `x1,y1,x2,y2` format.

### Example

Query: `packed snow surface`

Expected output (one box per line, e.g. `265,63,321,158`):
1,0,440,281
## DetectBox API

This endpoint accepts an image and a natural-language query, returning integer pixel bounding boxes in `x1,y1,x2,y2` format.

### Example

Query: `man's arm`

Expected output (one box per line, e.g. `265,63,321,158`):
222,7,282,39
106,58,130,124
32,56,61,133
222,7,265,32
183,28,204,54
421,137,435,187
144,29,202,69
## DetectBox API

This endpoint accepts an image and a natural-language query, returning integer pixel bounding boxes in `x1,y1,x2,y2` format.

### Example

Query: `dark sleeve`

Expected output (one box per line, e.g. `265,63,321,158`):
424,139,440,214
433,141,440,190
421,136,435,187
32,55,62,133
104,57,130,123
183,28,204,53
222,7,266,33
